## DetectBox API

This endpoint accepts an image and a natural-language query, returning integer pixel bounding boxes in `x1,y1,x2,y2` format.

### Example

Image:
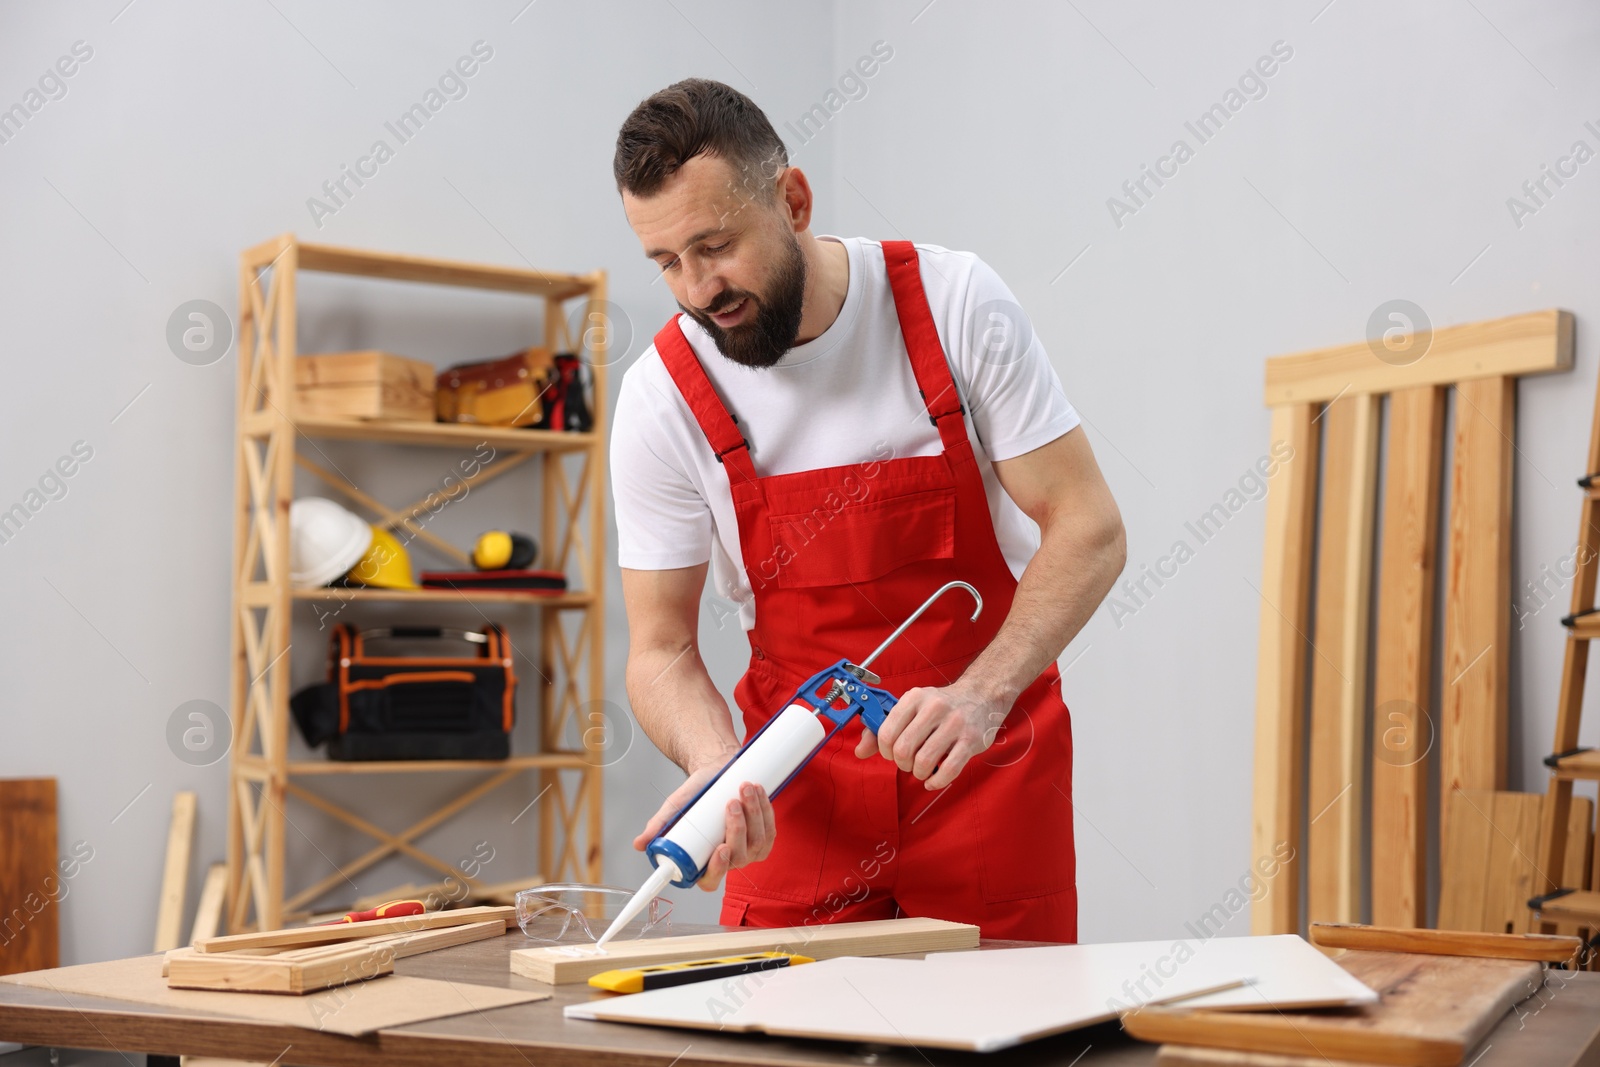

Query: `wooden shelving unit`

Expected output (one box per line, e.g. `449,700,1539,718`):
225,233,608,932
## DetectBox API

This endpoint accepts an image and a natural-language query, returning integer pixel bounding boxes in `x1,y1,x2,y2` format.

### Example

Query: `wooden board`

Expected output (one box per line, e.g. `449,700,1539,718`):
190,864,227,944
1263,309,1572,405
511,916,978,985
567,952,1246,1053
0,779,58,976
1369,386,1445,928
1440,377,1514,842
1125,949,1543,1067
1158,1048,1377,1066
194,905,514,953
154,791,198,953
1309,922,1580,962
0,953,546,1036
1307,394,1380,927
167,918,505,993
1439,791,1592,936
1252,403,1320,935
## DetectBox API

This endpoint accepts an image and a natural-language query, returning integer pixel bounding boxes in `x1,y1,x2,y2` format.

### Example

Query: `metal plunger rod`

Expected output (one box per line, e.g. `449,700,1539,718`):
857,581,982,671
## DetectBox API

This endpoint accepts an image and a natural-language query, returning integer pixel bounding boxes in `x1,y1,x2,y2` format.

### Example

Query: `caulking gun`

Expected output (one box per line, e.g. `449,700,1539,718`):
594,580,983,950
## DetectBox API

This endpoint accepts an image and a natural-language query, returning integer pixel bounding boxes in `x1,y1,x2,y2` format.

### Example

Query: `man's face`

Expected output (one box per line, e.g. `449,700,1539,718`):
624,154,807,369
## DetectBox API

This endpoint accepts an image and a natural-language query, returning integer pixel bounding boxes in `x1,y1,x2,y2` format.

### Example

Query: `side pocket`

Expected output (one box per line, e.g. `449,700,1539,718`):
718,895,752,927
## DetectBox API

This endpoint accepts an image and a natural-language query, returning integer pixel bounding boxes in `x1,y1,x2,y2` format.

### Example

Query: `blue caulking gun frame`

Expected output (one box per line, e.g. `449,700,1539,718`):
645,580,983,889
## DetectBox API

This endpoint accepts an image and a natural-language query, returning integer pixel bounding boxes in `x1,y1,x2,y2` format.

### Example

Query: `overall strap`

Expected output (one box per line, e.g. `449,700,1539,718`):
652,317,758,484
881,240,968,454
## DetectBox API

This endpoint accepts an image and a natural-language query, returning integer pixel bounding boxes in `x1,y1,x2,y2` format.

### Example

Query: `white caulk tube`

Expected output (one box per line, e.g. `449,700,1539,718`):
594,704,827,949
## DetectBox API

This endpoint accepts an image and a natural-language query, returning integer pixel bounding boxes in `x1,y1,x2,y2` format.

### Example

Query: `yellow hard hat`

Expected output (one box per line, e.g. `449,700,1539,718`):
346,526,418,589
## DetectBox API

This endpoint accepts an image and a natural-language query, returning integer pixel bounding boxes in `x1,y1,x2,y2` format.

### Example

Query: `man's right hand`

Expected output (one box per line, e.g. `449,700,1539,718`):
632,757,777,892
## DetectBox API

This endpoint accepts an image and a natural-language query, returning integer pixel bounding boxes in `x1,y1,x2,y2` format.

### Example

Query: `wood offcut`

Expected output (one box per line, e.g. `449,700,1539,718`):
511,916,979,985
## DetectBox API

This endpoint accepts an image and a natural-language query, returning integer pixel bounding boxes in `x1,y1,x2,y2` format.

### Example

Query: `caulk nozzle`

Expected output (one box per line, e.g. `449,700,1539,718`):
594,861,677,951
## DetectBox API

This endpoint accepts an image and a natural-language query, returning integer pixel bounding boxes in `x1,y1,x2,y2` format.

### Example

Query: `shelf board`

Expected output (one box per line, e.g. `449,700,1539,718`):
291,414,596,452
293,587,592,607
283,754,592,775
1549,748,1600,780
293,237,596,299
1531,888,1600,923
1568,614,1600,640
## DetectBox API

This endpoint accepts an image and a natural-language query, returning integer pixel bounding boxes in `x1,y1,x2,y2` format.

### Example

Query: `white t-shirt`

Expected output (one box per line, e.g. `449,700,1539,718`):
610,236,1080,631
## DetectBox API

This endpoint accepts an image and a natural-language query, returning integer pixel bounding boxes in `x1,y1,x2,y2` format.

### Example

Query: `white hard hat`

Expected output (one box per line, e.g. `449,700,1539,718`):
289,498,373,588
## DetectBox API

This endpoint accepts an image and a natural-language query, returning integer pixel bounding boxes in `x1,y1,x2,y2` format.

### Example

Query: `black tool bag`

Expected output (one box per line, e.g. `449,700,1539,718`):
290,625,515,761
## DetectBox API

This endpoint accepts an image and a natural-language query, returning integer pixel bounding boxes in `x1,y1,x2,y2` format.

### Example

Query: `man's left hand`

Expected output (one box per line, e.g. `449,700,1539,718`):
854,680,1008,790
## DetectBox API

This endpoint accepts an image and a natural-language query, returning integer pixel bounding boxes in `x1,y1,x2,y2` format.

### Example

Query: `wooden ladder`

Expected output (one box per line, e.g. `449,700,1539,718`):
1531,359,1600,950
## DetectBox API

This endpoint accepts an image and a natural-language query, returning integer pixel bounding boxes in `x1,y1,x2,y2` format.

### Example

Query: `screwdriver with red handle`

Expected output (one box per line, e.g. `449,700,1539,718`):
316,899,426,925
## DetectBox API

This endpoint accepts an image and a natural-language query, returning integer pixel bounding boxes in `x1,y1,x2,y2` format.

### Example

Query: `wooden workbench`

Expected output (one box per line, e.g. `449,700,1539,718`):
1,924,1597,1066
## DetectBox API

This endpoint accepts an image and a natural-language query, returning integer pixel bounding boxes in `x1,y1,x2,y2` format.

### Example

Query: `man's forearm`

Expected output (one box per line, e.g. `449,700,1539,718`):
959,508,1125,708
625,643,743,774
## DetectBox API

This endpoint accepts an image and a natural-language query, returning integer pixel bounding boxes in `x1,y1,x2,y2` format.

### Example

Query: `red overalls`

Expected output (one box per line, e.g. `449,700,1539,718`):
653,240,1078,943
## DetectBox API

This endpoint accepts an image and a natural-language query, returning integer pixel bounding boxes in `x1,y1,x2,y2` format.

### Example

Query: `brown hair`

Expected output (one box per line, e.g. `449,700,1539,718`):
613,78,788,199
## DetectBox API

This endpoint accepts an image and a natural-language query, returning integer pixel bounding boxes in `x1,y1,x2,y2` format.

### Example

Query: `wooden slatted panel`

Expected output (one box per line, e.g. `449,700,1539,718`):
1441,377,1514,847
1370,386,1446,928
0,779,58,976
1252,403,1321,935
1307,395,1381,926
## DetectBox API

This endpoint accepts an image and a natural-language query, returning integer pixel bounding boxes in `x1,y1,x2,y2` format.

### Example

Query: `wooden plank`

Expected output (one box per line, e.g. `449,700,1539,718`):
1438,789,1494,931
1252,404,1320,935
509,916,979,985
1439,789,1513,933
154,792,198,952
1574,797,1596,892
584,275,611,890
193,905,513,954
1125,950,1544,1067
189,864,227,944
0,779,58,976
295,238,590,297
1157,1048,1371,1066
1263,309,1571,405
167,918,505,994
1539,796,1592,939
1307,394,1380,927
1481,793,1543,935
1441,377,1514,844
1512,794,1552,934
1370,386,1445,928
1309,922,1581,963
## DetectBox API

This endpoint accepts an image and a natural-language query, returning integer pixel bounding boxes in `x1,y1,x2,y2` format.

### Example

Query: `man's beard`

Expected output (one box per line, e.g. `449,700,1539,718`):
681,234,807,369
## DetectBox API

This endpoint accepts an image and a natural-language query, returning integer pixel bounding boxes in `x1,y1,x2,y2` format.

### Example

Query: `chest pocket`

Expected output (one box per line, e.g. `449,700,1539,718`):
765,473,956,589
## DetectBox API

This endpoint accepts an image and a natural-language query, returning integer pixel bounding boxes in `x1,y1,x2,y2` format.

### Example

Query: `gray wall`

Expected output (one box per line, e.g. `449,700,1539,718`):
1,0,1596,966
